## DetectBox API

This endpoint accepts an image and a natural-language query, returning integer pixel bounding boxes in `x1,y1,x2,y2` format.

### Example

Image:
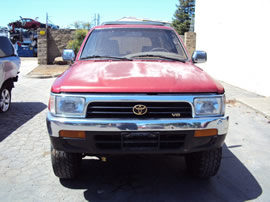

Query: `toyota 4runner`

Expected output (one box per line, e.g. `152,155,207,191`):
46,21,229,179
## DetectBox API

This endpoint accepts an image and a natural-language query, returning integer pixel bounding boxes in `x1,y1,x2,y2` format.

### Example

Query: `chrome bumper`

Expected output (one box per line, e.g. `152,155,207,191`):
47,113,229,137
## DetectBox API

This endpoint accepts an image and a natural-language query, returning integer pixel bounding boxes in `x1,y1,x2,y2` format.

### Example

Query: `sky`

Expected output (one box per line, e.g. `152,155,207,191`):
0,0,179,28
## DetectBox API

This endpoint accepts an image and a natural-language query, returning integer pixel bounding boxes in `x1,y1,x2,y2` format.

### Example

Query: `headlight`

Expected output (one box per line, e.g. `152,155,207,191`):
48,95,56,114
49,95,85,117
194,96,225,116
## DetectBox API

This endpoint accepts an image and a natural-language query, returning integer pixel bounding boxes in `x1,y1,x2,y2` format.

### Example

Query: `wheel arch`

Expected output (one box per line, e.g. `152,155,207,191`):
1,78,14,90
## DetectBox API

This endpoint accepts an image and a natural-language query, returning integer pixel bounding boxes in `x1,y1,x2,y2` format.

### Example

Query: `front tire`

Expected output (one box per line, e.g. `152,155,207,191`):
0,85,11,113
185,147,222,179
51,147,82,179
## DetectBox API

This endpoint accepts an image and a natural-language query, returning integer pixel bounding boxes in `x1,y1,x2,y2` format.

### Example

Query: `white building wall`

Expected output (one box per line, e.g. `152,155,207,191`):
195,0,270,96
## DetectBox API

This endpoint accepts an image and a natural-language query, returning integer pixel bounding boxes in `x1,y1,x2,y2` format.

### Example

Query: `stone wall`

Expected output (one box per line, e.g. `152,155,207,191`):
184,32,196,56
47,29,75,64
37,29,48,64
179,35,184,42
37,29,75,64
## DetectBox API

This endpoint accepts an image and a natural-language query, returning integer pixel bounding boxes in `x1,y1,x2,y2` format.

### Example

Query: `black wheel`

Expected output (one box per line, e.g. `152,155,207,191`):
51,146,82,179
185,147,222,179
0,85,11,113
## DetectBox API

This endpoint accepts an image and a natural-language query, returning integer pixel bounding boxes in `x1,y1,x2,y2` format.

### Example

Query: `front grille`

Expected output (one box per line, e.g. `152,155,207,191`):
93,131,192,151
86,102,192,119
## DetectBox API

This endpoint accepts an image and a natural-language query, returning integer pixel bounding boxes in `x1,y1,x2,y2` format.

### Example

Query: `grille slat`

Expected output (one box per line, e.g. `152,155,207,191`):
92,131,193,150
147,112,190,114
90,111,134,114
87,102,192,118
123,140,160,144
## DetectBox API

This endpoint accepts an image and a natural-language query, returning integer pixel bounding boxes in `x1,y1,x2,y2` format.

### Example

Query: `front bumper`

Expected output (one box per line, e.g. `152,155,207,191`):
47,113,229,154
47,113,229,136
47,113,229,155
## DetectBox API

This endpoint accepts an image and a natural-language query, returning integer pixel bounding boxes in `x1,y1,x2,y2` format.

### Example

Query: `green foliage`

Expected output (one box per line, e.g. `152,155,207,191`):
72,21,91,30
172,0,195,35
66,29,88,54
66,21,91,54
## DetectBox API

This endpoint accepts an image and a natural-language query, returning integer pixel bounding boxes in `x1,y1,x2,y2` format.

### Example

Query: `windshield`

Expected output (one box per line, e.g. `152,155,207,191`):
80,28,188,61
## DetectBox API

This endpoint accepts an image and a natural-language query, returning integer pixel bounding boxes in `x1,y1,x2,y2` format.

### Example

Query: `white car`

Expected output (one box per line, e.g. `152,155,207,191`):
0,36,20,113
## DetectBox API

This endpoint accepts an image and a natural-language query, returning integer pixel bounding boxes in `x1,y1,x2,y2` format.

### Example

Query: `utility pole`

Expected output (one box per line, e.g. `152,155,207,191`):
97,14,100,26
91,13,100,27
94,14,97,26
46,12,48,29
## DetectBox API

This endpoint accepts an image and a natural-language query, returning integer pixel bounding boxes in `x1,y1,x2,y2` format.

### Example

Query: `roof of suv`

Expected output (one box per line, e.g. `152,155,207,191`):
102,21,170,26
95,21,172,30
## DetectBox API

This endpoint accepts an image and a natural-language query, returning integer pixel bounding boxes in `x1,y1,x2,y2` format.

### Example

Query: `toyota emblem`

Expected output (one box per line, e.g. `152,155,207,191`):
132,104,147,116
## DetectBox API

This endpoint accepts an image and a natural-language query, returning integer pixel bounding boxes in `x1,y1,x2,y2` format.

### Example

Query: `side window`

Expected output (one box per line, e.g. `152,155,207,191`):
0,37,14,58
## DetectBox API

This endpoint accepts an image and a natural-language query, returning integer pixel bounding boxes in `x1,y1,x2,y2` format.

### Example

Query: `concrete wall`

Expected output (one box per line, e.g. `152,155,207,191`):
195,0,270,96
38,29,75,64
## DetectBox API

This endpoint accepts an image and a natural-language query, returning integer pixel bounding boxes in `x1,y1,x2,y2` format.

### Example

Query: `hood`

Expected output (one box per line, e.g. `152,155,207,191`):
51,60,224,94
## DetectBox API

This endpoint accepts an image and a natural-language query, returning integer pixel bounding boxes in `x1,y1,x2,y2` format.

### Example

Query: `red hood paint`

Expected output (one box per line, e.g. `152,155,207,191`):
51,60,224,94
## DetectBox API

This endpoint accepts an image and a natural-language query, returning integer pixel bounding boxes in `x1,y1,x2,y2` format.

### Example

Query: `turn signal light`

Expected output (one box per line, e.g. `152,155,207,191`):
59,130,86,139
194,129,218,137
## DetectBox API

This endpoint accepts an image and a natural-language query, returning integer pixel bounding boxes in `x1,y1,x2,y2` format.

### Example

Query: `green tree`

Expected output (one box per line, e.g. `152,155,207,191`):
172,0,195,35
66,21,91,54
66,29,88,54
72,21,91,30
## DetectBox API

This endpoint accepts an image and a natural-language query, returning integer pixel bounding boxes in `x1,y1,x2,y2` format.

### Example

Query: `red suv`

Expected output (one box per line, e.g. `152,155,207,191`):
47,21,229,179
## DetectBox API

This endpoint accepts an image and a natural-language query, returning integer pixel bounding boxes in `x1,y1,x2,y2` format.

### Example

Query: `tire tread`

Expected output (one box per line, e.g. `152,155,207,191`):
185,147,222,179
51,148,81,179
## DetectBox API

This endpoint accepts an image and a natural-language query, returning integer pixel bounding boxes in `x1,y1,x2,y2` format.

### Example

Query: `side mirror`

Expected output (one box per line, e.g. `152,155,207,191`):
62,49,75,61
192,51,207,63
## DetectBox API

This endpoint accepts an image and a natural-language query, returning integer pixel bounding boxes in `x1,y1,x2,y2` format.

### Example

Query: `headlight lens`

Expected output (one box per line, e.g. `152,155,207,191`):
48,95,56,114
55,96,85,116
194,97,225,116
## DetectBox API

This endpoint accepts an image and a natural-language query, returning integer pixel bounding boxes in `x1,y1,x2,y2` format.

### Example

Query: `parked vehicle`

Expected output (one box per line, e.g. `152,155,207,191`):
16,41,37,57
0,27,9,37
46,21,229,179
48,24,59,29
8,17,44,31
0,36,20,112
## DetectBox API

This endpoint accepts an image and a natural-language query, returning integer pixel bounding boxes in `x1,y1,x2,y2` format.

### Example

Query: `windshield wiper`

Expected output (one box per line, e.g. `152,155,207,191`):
81,55,133,61
131,54,186,62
